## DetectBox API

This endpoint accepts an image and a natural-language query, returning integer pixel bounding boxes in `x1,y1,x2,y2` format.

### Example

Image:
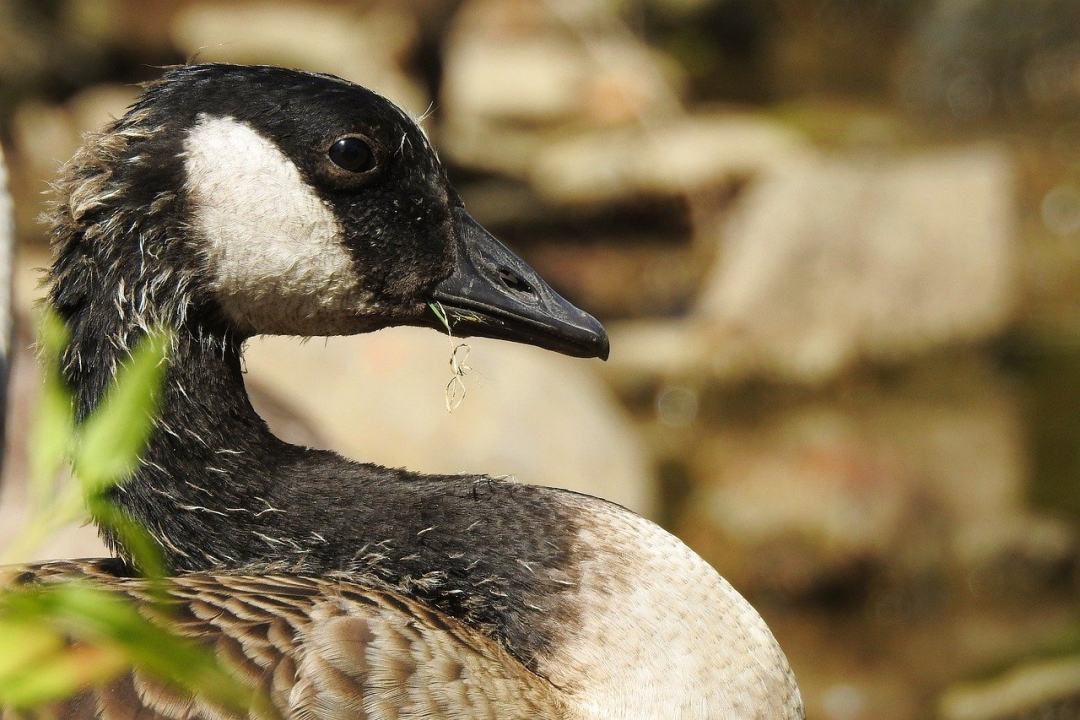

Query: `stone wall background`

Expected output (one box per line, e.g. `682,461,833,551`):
1,1,1079,718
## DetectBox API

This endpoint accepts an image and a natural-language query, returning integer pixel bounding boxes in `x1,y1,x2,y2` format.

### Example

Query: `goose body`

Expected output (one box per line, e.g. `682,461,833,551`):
4,65,802,719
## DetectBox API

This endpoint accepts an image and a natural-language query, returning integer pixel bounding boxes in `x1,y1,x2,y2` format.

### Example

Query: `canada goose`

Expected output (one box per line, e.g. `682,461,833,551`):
5,65,802,719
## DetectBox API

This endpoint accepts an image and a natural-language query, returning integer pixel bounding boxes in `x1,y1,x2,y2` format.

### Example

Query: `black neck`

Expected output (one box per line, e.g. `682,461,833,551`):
58,287,291,566
58,304,588,669
50,227,586,675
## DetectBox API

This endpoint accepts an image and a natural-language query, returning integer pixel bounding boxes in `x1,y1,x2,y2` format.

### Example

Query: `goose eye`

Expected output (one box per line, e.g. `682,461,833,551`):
328,136,375,173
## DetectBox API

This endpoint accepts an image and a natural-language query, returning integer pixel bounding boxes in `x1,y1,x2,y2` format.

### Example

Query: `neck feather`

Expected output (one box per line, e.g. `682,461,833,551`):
46,145,296,566
54,270,291,567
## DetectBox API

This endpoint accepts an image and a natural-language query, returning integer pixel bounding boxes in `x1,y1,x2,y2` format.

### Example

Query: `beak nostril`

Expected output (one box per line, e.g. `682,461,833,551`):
496,266,536,297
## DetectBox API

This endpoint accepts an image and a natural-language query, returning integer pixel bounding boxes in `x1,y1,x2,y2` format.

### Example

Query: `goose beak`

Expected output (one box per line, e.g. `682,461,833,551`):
431,208,609,360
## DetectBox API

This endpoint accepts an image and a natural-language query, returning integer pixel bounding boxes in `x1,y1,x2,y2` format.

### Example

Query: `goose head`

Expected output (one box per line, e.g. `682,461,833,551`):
54,63,607,359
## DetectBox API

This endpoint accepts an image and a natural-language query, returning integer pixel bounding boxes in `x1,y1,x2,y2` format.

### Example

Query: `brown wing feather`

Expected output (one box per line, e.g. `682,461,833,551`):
2,560,568,720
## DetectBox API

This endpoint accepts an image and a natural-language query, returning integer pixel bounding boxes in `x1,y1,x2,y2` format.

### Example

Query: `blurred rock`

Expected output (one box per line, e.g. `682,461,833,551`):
169,2,427,115
774,591,1080,720
677,366,1074,595
904,0,1080,122
244,329,657,518
530,113,809,205
443,0,680,127
608,146,1019,386
696,148,1017,383
939,656,1080,720
604,318,707,392
442,0,738,202
442,0,812,211
682,402,915,594
609,142,1019,386
525,241,702,319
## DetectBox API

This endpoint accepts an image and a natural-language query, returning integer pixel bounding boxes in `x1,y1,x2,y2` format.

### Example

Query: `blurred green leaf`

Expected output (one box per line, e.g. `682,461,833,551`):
27,311,73,507
0,620,64,681
73,330,170,494
1,318,275,717
0,632,127,707
0,584,259,714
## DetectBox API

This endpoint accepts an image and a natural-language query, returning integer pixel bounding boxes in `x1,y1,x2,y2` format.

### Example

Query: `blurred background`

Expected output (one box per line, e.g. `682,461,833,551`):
0,0,1078,717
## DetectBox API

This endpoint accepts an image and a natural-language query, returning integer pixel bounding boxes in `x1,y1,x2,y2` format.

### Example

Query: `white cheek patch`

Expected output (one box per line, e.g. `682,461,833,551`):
183,114,371,334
